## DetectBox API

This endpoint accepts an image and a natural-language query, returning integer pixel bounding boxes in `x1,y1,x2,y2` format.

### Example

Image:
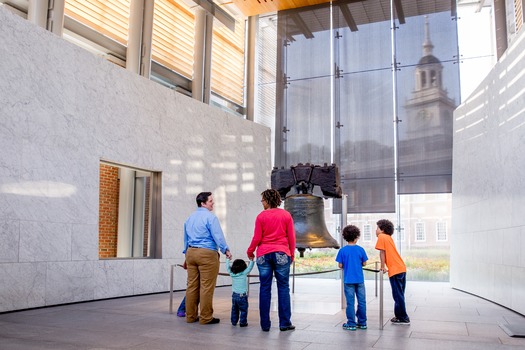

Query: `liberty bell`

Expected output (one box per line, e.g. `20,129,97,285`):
271,163,342,257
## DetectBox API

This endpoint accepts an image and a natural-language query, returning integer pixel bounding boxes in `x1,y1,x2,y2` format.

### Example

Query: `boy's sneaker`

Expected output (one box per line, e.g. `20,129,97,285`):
342,323,357,331
390,317,410,325
356,324,367,329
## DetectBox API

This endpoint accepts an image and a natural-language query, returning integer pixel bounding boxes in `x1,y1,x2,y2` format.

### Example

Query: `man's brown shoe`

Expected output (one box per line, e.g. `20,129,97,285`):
202,317,220,325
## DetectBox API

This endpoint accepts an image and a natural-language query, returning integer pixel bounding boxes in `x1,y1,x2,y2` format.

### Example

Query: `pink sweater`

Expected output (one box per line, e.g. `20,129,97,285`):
247,208,296,261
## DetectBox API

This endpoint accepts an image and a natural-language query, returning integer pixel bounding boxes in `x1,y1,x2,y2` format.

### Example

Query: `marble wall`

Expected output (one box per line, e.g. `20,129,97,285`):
0,8,270,312
451,30,525,315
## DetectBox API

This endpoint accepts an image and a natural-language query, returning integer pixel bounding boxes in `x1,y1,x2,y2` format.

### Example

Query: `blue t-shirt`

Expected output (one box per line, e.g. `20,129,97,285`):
335,245,368,284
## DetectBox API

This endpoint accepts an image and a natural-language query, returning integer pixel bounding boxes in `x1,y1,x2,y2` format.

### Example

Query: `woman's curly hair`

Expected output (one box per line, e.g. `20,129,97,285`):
261,189,282,208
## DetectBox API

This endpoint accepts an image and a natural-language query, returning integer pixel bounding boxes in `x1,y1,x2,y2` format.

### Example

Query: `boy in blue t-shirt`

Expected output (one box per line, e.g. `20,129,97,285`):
226,258,255,327
335,225,368,331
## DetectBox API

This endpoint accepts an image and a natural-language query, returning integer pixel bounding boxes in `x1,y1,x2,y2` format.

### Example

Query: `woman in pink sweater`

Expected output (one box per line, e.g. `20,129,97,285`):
247,189,296,332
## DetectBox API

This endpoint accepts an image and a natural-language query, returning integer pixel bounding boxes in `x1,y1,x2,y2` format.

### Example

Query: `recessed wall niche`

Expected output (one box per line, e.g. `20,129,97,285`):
99,161,162,259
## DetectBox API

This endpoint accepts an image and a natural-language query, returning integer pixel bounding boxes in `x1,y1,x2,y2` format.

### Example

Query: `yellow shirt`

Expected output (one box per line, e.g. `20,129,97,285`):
375,233,406,277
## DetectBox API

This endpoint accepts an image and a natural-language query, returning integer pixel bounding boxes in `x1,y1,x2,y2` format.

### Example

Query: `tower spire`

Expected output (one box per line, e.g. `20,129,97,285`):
423,16,434,56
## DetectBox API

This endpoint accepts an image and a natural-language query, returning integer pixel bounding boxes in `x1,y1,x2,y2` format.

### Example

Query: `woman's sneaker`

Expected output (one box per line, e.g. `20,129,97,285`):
390,317,410,325
342,323,356,331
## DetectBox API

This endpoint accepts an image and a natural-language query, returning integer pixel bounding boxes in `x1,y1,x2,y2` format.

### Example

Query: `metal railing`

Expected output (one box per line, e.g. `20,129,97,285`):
169,262,385,330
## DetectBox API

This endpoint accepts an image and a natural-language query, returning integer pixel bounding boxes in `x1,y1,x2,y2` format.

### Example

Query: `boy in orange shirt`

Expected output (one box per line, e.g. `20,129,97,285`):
375,219,410,325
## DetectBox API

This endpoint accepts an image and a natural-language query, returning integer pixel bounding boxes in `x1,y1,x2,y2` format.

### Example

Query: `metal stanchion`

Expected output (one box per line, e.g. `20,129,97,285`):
292,259,296,293
340,194,348,310
169,264,175,314
379,270,384,330
375,261,379,297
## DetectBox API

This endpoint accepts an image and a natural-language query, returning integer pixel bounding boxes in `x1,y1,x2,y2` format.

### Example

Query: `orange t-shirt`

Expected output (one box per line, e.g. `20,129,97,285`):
375,233,406,277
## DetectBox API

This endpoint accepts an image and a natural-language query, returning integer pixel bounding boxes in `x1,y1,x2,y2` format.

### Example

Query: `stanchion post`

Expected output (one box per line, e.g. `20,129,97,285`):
169,264,174,314
375,261,379,297
292,259,295,294
340,194,348,310
379,270,384,330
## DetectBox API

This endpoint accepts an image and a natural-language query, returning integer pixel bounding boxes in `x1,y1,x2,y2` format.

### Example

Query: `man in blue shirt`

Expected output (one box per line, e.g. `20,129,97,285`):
183,192,232,325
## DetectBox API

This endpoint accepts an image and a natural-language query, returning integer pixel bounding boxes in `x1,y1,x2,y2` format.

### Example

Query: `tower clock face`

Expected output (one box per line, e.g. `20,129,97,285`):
419,109,431,120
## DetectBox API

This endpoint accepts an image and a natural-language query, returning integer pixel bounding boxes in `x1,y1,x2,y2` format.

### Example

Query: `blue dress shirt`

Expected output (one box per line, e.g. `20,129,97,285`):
183,207,229,254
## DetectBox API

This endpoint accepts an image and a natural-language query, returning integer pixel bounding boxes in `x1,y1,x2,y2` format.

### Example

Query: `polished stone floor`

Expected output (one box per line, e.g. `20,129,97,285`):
1,278,524,349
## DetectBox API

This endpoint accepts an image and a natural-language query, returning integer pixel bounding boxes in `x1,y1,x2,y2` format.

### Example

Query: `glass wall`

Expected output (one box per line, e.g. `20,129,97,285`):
260,0,482,282
274,0,460,212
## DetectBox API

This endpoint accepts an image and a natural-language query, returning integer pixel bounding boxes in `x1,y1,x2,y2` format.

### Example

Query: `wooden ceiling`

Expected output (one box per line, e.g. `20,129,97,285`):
232,0,332,16
231,0,455,20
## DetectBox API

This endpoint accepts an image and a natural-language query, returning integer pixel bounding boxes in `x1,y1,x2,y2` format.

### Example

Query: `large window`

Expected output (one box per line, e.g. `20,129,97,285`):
211,11,246,106
152,0,195,80
436,221,447,241
415,222,426,242
99,162,162,259
362,224,372,242
65,0,131,45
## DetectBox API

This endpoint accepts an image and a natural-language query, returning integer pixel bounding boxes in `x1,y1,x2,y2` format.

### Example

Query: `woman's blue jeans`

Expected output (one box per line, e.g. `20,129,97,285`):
257,252,292,330
343,282,367,326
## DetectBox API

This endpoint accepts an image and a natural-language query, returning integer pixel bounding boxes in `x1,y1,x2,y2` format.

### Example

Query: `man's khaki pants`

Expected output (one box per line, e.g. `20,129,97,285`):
185,247,220,324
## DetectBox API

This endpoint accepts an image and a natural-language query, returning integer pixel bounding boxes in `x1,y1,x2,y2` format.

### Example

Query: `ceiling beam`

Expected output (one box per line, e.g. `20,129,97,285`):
451,0,457,18
290,13,314,39
192,0,236,31
393,0,405,24
338,3,358,32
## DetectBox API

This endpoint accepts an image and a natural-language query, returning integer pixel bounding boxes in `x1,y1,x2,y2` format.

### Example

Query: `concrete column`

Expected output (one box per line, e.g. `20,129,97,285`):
140,0,155,78
47,0,65,37
28,0,48,28
245,16,258,121
127,0,145,74
493,0,508,60
193,8,206,102
203,12,213,105
274,16,287,167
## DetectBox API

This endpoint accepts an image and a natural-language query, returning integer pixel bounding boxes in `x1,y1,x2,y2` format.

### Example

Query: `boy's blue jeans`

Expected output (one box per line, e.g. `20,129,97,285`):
389,272,409,321
343,282,367,326
257,252,292,330
231,292,249,326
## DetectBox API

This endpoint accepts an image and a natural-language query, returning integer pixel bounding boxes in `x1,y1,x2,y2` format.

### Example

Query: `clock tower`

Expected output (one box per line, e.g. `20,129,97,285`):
404,16,456,137
399,16,458,194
